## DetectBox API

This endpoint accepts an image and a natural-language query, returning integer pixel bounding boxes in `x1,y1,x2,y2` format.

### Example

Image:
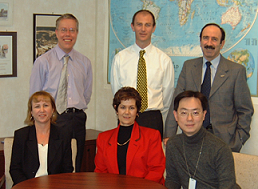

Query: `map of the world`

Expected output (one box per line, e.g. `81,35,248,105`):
108,0,258,96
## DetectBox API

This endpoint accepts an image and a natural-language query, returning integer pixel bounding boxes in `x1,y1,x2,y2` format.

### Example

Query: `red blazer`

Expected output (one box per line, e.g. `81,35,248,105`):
94,122,165,185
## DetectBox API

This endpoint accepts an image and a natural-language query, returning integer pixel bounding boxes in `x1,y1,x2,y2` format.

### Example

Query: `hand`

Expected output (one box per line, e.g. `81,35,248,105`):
163,137,169,146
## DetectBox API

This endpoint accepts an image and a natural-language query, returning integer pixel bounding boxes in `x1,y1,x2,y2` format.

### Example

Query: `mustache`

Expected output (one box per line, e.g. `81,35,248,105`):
204,45,215,50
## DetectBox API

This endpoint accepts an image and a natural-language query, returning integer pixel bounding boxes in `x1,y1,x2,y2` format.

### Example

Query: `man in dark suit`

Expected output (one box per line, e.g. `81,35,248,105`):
164,23,254,152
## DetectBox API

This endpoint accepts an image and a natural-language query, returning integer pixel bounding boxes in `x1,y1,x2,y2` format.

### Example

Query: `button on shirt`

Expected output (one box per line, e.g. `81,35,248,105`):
30,45,93,110
110,43,174,120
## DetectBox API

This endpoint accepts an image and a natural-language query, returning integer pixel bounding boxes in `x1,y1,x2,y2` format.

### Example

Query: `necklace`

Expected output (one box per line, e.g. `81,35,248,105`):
183,136,204,179
117,138,131,146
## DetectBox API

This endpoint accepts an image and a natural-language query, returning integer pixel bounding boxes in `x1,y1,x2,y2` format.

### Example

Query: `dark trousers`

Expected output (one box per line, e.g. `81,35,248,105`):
56,110,86,172
136,110,163,139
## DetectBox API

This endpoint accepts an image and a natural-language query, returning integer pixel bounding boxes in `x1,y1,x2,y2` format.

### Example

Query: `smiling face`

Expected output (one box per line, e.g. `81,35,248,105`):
200,25,225,61
31,96,54,126
116,98,138,126
173,97,206,137
131,11,156,49
55,18,78,53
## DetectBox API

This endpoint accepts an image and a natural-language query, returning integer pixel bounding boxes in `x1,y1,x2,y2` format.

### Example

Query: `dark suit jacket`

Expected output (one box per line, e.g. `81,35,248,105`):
10,124,73,185
165,55,254,152
94,122,165,184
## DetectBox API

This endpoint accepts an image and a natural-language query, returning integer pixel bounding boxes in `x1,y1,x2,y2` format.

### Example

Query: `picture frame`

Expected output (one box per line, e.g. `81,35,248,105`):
0,32,17,77
33,13,61,61
0,0,13,26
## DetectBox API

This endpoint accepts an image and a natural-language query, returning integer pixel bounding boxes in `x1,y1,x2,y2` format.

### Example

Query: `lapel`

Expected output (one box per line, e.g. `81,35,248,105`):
26,126,39,161
210,56,229,98
107,126,119,173
191,58,203,91
48,125,62,167
126,122,141,173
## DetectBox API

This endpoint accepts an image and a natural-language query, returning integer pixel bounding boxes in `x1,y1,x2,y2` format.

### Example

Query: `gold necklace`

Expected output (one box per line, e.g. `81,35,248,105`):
117,138,131,146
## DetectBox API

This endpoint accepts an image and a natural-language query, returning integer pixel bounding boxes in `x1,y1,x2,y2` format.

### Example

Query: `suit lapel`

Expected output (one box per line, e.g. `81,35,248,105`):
27,126,39,161
48,125,62,167
210,56,229,98
126,122,140,173
107,127,119,173
191,58,203,91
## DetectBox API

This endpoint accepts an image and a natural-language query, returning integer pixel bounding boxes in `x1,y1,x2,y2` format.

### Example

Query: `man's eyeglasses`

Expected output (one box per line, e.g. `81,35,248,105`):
178,111,203,117
58,28,77,33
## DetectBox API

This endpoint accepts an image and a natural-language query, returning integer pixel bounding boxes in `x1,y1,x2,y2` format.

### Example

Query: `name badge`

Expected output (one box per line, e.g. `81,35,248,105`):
188,178,196,189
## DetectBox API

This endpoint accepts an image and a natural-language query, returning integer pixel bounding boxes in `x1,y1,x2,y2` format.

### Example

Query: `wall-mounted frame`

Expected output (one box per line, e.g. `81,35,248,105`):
33,13,61,61
0,0,13,26
0,32,17,77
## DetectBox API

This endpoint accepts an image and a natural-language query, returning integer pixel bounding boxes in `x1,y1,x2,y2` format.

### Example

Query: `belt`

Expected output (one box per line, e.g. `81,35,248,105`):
64,108,83,113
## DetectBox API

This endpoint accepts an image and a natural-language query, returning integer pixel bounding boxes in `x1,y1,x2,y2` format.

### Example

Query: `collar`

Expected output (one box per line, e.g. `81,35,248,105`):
203,54,221,69
183,127,206,144
55,45,75,61
133,43,153,55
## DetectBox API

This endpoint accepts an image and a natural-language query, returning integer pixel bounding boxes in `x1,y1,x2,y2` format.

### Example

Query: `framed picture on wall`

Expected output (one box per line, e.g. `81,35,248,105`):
0,32,17,77
33,13,61,61
0,0,13,26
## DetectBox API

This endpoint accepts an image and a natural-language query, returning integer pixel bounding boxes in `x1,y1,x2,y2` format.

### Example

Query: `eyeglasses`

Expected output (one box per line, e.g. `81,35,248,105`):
178,111,203,117
58,28,77,33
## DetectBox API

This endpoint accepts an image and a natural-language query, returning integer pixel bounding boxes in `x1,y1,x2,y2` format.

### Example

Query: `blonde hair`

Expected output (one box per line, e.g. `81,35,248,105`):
24,91,57,125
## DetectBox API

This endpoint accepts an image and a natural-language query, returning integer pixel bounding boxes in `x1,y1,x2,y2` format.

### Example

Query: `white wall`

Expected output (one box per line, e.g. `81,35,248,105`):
0,0,257,156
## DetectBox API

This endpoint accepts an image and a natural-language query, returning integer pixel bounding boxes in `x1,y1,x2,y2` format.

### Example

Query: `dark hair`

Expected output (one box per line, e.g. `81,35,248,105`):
24,91,57,125
131,10,156,26
199,23,225,43
56,13,79,31
113,87,141,113
174,91,208,112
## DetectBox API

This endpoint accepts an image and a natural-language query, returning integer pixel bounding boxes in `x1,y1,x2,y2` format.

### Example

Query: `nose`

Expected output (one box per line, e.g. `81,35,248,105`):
125,108,130,114
186,113,193,121
40,106,44,112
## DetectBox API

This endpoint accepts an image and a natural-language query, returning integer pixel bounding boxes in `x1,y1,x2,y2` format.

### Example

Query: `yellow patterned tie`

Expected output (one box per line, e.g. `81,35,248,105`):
137,50,148,113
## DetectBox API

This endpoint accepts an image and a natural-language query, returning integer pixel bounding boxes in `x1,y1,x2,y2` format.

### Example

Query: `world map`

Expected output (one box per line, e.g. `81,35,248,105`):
108,0,258,96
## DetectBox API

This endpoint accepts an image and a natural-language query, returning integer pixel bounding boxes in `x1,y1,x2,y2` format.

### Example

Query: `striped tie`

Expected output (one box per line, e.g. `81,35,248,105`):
56,55,69,114
137,50,148,113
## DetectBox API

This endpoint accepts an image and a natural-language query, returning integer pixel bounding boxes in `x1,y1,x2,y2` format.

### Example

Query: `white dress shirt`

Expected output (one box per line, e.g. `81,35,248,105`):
110,43,174,121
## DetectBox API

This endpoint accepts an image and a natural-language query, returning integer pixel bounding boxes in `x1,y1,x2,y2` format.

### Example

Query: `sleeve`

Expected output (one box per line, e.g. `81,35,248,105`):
83,59,93,105
29,58,47,96
165,140,181,189
94,134,108,173
233,66,254,145
164,61,187,138
10,131,27,185
144,130,166,184
110,54,121,95
216,145,238,189
161,56,174,124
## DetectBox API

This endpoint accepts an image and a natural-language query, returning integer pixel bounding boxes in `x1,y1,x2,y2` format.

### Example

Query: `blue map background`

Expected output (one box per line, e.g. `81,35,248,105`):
108,0,258,96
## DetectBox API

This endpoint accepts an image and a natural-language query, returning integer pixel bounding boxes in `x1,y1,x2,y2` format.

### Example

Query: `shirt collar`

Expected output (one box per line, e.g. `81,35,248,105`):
133,43,153,55
203,54,221,69
55,45,75,61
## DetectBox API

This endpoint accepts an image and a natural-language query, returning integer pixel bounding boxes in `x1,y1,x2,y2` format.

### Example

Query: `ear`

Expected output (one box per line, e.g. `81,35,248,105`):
114,105,118,114
131,23,135,32
203,110,207,121
173,110,178,122
220,40,225,49
152,25,156,33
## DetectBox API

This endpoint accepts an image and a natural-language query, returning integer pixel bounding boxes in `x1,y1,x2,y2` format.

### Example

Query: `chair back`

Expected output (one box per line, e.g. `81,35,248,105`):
4,138,14,189
233,152,258,188
71,139,77,173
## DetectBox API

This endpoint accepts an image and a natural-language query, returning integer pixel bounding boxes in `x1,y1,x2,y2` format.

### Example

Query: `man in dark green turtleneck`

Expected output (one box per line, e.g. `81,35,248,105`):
165,91,240,189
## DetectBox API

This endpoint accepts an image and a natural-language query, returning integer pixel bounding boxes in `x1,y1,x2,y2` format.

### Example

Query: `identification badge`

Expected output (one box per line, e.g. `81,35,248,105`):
188,178,196,189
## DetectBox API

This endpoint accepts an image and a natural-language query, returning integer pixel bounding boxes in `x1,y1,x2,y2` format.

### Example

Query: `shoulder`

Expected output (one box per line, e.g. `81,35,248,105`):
205,132,231,153
184,57,202,65
98,127,117,139
220,55,245,70
151,45,172,61
14,126,34,140
71,49,91,66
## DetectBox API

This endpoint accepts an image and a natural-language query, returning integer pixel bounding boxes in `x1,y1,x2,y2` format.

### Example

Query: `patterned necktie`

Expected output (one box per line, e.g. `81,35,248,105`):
137,50,148,113
56,55,69,114
201,61,212,128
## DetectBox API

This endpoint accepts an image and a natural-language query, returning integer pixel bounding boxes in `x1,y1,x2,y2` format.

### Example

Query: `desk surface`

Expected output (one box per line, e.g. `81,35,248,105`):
12,172,167,189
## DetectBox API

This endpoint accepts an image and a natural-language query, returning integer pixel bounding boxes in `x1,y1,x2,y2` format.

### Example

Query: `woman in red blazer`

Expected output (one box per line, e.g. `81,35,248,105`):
94,87,165,184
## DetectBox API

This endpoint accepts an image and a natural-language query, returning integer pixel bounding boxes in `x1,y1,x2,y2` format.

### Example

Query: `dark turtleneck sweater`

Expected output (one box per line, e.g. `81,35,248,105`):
117,124,133,175
165,127,239,189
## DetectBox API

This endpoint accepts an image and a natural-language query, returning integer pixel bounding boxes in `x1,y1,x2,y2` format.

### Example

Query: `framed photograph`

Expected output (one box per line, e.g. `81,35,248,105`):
33,14,61,61
0,32,17,77
0,0,13,26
